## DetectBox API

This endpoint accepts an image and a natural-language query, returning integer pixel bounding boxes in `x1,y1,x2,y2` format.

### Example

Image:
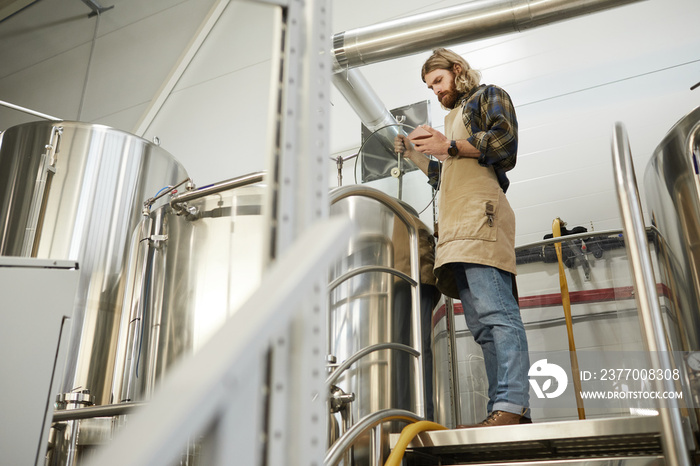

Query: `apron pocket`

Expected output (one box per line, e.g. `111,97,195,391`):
438,192,499,243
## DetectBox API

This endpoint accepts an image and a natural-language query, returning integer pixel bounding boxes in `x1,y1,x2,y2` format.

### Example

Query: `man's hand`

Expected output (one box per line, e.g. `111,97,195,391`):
410,125,450,161
394,134,418,158
394,133,431,176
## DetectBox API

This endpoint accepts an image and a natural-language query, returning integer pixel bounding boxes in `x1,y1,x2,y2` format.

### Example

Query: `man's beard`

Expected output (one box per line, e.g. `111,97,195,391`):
440,88,460,109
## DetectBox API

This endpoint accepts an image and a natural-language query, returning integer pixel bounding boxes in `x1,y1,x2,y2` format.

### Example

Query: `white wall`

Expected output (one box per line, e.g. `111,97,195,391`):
1,0,699,246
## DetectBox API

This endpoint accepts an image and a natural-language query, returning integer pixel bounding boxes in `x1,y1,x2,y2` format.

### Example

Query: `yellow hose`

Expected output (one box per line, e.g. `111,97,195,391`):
384,420,448,466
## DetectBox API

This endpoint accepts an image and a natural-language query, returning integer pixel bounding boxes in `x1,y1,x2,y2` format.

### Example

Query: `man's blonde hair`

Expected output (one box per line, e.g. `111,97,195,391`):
421,48,481,94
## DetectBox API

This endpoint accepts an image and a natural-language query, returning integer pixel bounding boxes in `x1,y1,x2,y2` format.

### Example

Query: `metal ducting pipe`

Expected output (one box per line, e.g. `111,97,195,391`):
332,68,397,132
333,0,644,70
332,0,644,133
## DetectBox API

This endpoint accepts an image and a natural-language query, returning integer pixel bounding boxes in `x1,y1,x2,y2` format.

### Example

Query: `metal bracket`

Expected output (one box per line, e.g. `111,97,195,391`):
79,0,114,17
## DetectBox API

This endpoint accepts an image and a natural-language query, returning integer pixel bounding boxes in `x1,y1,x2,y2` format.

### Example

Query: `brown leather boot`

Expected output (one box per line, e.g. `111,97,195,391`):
456,410,532,428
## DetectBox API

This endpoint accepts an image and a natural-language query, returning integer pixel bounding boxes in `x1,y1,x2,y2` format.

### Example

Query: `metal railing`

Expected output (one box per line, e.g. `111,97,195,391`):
169,171,265,214
0,99,62,121
326,343,420,387
325,409,423,466
52,402,146,422
611,122,691,466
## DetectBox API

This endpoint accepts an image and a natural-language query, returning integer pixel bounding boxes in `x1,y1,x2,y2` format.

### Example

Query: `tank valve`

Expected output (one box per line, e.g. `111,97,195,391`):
184,204,200,221
329,385,355,413
55,389,94,411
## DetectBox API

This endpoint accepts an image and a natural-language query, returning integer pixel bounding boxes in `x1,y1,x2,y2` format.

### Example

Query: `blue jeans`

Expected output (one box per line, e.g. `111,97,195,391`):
452,263,530,417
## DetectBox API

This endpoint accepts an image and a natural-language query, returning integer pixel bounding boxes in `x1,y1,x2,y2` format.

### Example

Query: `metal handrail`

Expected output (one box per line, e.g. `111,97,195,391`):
169,171,265,213
326,342,420,387
515,228,624,251
328,265,417,291
325,409,422,466
443,297,462,427
53,402,146,422
612,122,691,466
0,99,62,121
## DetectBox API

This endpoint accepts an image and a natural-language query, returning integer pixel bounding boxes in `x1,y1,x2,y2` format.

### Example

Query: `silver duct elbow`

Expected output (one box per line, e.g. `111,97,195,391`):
332,66,398,132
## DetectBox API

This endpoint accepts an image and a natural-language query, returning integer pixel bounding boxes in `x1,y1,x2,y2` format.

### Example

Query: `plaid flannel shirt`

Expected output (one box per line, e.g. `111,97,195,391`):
427,84,518,193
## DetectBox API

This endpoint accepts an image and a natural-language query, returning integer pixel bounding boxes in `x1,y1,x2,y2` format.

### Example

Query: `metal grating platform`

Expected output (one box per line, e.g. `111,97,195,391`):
395,416,667,465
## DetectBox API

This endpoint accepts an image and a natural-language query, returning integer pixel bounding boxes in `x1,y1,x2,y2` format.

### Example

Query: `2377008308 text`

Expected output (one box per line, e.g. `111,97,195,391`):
580,368,681,382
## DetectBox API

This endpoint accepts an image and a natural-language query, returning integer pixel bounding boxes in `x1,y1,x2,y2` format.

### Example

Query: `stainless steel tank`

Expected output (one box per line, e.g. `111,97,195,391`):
328,185,431,462
644,105,700,352
112,174,267,403
644,105,700,422
0,121,188,406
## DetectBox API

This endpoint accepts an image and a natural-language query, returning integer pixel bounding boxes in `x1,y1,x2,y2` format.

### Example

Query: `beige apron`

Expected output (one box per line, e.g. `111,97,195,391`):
433,103,517,299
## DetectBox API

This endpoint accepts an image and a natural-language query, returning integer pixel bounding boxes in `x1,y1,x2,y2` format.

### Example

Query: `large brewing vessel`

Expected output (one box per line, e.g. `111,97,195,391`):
644,105,700,422
0,121,188,406
113,174,267,402
328,185,437,462
644,105,700,352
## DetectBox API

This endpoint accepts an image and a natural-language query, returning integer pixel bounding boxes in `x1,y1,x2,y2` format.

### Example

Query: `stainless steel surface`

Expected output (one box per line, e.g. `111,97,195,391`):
22,124,60,255
329,184,424,415
644,105,700,355
329,264,417,290
515,229,626,251
333,0,643,69
326,342,420,387
444,297,461,428
328,185,426,464
112,179,267,403
357,120,426,190
331,152,358,187
51,391,95,466
169,171,264,213
81,216,353,466
325,408,423,466
143,176,192,212
52,402,146,422
612,122,691,466
402,416,666,463
0,120,188,406
333,68,397,131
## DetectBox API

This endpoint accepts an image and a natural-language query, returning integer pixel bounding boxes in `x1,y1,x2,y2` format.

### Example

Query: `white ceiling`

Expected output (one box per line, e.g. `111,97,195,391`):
0,0,34,22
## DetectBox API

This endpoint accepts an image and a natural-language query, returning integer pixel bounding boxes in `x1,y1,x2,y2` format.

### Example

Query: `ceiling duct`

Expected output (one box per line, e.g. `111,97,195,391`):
333,0,644,70
333,68,397,132
332,0,645,170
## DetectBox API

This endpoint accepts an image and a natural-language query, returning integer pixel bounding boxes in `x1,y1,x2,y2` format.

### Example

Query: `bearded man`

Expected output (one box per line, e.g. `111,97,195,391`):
395,48,531,427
